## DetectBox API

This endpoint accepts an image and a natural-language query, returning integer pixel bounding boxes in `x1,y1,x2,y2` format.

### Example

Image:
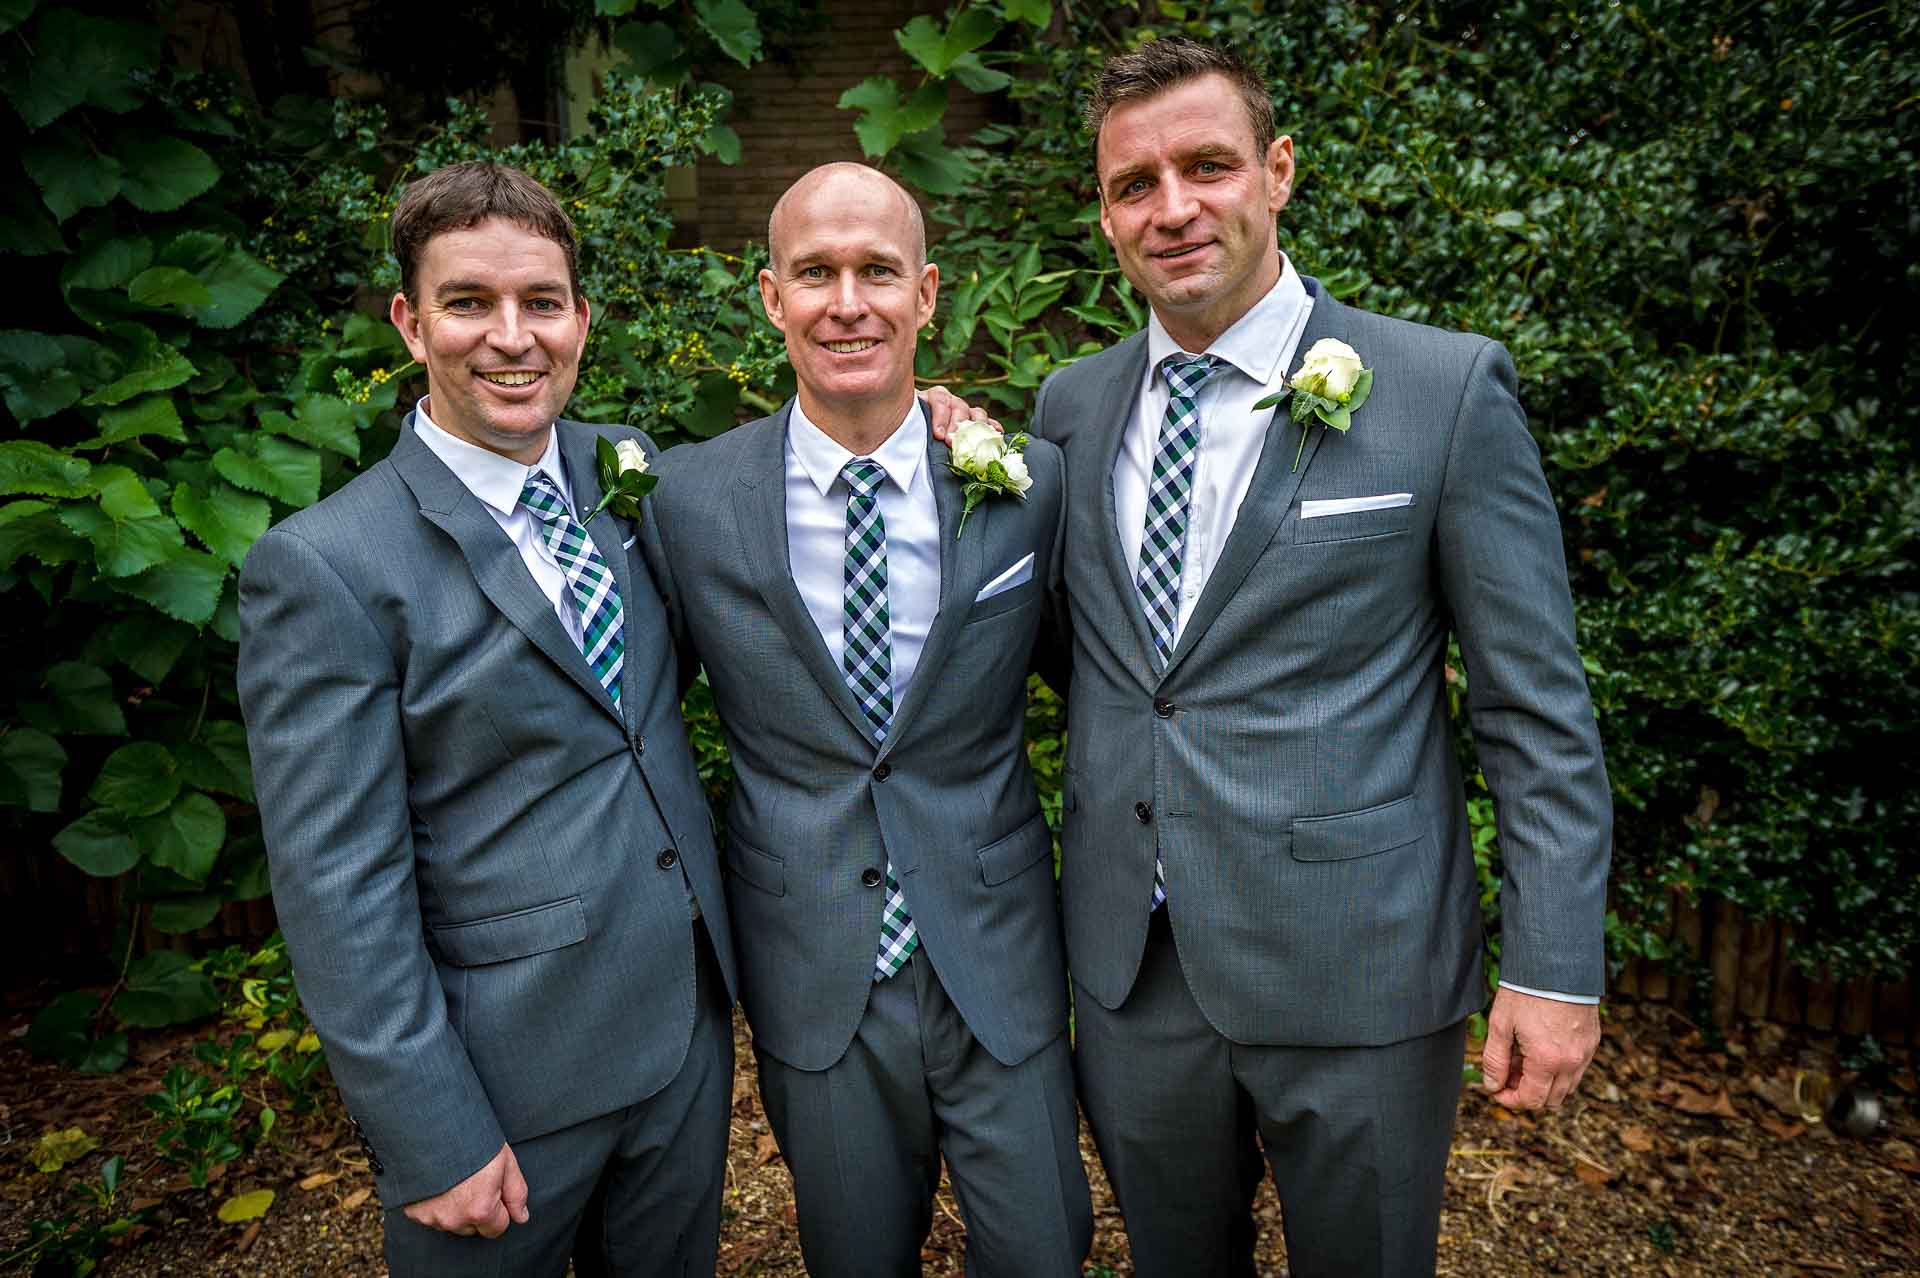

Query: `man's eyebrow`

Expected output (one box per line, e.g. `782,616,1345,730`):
433,278,570,299
1104,143,1244,194
784,248,909,272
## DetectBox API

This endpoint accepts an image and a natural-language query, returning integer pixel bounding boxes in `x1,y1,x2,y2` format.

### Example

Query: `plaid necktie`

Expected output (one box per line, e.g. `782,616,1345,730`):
520,472,625,706
841,459,918,979
1136,353,1222,912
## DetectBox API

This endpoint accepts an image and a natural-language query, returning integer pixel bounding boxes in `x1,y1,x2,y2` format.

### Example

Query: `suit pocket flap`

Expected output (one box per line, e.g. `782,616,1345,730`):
429,897,588,967
1290,795,1420,862
1292,501,1415,545
726,836,786,897
978,813,1051,885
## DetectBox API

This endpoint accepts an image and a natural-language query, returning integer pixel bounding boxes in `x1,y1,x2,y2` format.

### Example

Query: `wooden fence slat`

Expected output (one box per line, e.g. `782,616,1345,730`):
1805,969,1838,1032
1874,978,1912,1046
1737,917,1776,1021
1614,956,1641,998
1643,896,1673,1002
1769,926,1801,1024
1709,897,1742,1027
1839,976,1877,1037
1670,892,1703,1011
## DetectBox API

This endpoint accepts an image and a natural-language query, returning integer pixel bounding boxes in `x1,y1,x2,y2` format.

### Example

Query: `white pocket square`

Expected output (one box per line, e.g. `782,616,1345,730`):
974,552,1034,602
1299,493,1414,520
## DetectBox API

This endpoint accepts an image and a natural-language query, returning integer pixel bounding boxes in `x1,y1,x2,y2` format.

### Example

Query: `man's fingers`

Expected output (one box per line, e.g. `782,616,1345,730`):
501,1146,531,1225
1479,1013,1513,1091
473,1197,512,1239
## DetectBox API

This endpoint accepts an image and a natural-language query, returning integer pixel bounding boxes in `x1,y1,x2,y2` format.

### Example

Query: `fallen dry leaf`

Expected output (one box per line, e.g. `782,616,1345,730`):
233,1221,262,1253
753,1132,781,1169
1574,1161,1617,1186
297,1171,339,1191
1655,1080,1740,1119
1756,1115,1806,1140
339,1187,372,1211
1619,1125,1657,1153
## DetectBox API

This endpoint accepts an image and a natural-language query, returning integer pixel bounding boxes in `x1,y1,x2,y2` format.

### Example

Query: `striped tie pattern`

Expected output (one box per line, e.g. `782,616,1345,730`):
1136,353,1222,913
841,459,918,980
521,473,625,705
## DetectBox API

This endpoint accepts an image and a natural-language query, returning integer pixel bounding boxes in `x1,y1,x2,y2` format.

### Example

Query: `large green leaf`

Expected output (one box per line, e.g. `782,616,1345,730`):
894,128,976,196
135,790,225,882
172,481,269,566
948,53,1013,94
127,266,214,308
21,125,122,222
158,232,285,330
82,394,187,447
611,21,686,82
0,727,65,812
213,436,320,507
112,950,219,1028
0,502,86,570
88,740,180,816
88,463,162,519
895,10,1001,76
839,79,948,159
692,0,761,67
594,0,638,13
58,502,183,577
1002,0,1052,27
175,720,253,803
106,612,196,683
150,893,223,933
0,0,44,41
53,809,141,876
83,325,197,406
115,135,221,213
63,234,153,291
40,661,126,736
0,331,86,424
0,440,92,498
1,9,157,129
112,545,228,624
0,182,67,255
261,394,360,460
25,992,128,1074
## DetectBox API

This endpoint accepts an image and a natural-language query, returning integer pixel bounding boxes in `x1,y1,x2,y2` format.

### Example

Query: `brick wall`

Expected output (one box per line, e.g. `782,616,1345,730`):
687,0,998,251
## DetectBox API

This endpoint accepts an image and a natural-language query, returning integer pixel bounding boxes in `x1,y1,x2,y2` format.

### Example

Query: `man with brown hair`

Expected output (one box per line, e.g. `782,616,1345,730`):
239,161,738,1275
1031,37,1611,1277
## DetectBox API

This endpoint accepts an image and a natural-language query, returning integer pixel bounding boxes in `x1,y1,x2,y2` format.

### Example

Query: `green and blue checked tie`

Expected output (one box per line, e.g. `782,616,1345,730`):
842,459,918,980
520,473,625,706
1136,352,1222,912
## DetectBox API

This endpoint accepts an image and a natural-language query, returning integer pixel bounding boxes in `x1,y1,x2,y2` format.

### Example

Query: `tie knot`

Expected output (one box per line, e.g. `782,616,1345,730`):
520,471,569,520
1161,353,1222,399
842,458,886,500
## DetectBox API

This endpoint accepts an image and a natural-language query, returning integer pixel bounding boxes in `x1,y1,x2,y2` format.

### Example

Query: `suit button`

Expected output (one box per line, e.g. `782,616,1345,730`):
1153,698,1174,718
1134,801,1153,824
861,867,883,888
656,848,678,870
872,761,892,781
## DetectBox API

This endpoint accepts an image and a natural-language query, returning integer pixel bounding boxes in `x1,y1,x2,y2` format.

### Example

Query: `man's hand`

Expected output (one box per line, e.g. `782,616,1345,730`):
1479,988,1600,1111
402,1143,530,1238
923,384,1001,442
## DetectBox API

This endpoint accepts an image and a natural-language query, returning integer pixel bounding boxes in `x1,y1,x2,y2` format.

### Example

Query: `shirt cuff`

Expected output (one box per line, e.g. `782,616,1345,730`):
1498,980,1600,1006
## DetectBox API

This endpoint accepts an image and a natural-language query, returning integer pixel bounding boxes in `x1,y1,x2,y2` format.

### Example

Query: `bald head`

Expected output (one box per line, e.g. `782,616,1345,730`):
767,163,926,272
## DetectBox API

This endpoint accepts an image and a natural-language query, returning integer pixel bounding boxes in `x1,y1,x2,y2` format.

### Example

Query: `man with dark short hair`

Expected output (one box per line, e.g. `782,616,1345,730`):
640,162,1091,1277
1031,38,1612,1277
238,161,738,1275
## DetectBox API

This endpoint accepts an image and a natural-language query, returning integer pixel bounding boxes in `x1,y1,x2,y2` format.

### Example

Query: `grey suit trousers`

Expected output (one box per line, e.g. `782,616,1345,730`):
383,923,734,1278
1075,910,1467,1278
754,953,1091,1278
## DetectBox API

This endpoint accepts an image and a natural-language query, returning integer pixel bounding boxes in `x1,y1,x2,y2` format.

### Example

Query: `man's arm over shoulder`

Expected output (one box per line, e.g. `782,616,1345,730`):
1021,416,1072,695
1433,339,1612,998
237,523,506,1205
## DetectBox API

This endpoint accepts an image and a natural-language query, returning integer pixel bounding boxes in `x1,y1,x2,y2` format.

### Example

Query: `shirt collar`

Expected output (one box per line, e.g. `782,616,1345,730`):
1145,253,1310,385
788,398,927,498
413,397,567,516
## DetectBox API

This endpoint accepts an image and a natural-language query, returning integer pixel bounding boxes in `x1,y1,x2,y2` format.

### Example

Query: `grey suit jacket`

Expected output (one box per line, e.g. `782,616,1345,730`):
640,403,1069,1072
237,417,736,1206
1033,278,1611,1048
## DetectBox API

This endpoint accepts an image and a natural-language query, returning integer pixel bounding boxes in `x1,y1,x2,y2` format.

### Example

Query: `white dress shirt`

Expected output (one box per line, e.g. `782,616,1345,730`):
1116,264,1593,1008
1114,257,1312,645
785,400,939,706
413,401,583,647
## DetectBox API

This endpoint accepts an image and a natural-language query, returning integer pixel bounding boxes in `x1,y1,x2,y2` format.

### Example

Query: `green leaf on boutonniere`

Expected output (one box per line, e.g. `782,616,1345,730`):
583,434,658,528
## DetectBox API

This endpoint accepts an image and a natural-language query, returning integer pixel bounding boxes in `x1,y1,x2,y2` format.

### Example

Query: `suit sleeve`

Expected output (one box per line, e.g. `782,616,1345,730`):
237,527,506,1205
1026,375,1074,696
1433,341,1612,998
636,462,700,696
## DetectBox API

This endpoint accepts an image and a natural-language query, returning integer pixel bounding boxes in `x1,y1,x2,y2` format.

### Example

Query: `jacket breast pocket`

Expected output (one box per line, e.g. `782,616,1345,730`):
1292,502,1415,546
1290,794,1422,862
428,897,588,967
726,835,786,897
964,579,1039,626
977,812,1051,885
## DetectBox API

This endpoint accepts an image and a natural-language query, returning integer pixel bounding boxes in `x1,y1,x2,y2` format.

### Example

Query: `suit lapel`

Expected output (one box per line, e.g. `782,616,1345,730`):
731,406,879,745
1086,334,1160,691
556,422,641,729
882,428,983,759
1161,278,1345,681
390,420,622,725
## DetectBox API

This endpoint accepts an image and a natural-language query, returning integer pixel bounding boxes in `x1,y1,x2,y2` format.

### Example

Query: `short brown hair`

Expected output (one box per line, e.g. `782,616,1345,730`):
1084,37,1274,163
390,162,580,303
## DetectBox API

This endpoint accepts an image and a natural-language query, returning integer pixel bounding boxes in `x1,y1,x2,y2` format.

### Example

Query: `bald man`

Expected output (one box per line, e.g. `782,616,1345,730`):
639,164,1090,1276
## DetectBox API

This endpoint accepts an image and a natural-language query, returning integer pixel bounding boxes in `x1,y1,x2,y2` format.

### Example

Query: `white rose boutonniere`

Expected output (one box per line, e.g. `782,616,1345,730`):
946,419,1032,538
1254,337,1374,471
582,435,658,525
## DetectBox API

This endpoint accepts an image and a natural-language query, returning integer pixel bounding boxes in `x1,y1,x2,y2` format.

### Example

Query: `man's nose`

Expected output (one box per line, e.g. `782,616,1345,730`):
1149,176,1201,229
486,304,538,354
826,271,868,322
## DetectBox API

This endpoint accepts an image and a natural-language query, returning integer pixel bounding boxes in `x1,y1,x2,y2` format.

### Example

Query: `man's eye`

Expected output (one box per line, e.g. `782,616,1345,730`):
446,298,482,312
1196,161,1221,176
802,266,826,280
527,298,560,312
1124,179,1150,196
867,265,895,278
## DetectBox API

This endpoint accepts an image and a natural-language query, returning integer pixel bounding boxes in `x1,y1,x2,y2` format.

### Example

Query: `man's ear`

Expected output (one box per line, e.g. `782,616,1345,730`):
915,263,939,330
757,268,786,332
1266,135,1295,216
572,295,592,359
389,291,428,363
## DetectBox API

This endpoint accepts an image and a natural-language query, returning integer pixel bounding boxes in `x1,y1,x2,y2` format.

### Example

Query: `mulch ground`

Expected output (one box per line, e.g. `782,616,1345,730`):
2,991,1915,1276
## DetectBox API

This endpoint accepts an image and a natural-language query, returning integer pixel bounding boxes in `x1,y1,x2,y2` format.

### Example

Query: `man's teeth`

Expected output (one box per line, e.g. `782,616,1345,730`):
824,340,878,353
479,371,541,386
